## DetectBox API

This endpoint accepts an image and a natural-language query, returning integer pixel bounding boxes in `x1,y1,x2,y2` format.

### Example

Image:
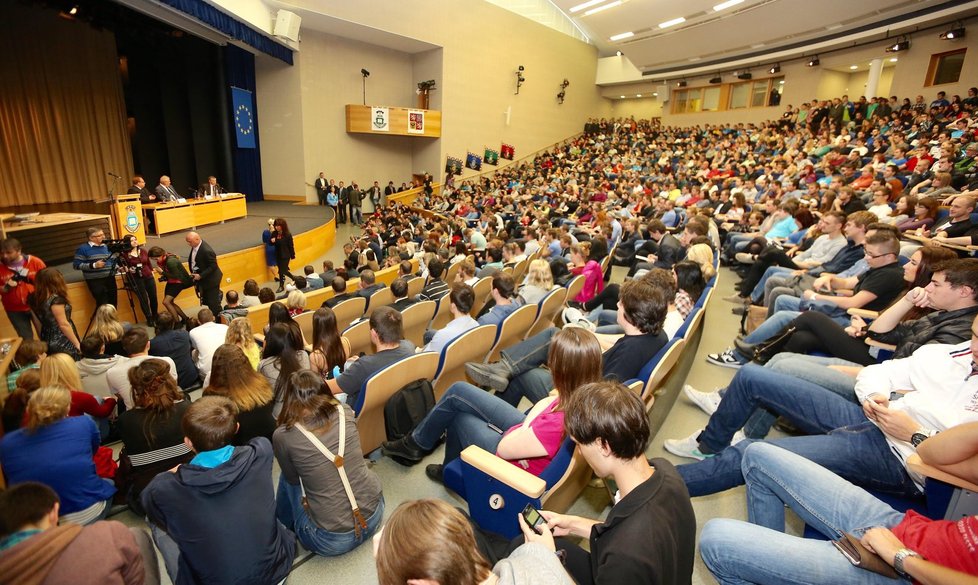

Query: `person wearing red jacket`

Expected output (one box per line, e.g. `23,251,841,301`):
0,238,46,340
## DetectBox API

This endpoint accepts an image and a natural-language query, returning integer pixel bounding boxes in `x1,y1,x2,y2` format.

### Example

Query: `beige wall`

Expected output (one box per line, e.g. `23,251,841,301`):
254,0,606,199
609,97,663,119
255,51,306,198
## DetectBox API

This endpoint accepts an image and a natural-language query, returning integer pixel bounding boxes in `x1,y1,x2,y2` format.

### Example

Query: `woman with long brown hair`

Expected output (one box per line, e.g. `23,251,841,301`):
204,343,275,444
30,267,81,359
270,217,296,292
273,370,383,556
382,328,603,483
116,358,192,513
308,307,349,382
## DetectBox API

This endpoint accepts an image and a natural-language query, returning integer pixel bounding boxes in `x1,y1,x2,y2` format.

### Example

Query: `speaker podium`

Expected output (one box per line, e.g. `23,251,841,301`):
110,194,146,244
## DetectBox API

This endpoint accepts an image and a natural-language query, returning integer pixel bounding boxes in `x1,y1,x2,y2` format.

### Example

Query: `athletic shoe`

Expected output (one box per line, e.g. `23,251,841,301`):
705,349,743,369
734,252,757,264
732,430,747,445
722,294,748,304
731,305,747,316
465,358,514,392
683,384,723,416
663,430,714,461
564,319,596,332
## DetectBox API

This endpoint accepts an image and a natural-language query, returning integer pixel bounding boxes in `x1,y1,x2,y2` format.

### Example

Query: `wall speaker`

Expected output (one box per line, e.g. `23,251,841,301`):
274,10,301,43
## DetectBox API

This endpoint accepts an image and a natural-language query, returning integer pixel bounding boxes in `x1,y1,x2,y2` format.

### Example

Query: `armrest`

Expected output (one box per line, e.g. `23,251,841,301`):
865,338,896,351
847,308,879,319
906,453,978,492
253,333,265,345
460,445,546,498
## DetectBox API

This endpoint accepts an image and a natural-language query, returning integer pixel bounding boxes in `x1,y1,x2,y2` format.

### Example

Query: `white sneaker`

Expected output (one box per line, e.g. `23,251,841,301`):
732,430,747,445
683,384,722,416
663,429,714,461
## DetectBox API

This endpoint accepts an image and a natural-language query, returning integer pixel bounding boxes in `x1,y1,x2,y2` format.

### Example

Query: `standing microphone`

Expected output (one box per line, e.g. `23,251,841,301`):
107,172,122,179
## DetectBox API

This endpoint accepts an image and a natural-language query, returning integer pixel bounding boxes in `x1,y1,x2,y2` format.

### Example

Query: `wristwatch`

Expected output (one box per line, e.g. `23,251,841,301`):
910,428,938,447
893,548,921,578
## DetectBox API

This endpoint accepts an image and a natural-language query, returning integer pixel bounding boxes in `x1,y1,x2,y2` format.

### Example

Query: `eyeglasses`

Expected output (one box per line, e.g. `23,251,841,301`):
92,233,105,238
865,251,894,259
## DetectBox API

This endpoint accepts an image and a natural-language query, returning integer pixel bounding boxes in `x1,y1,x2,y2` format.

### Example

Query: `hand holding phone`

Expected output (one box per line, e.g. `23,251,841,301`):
521,503,547,535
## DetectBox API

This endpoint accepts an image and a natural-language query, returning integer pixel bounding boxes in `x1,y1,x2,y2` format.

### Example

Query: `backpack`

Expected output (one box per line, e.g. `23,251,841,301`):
384,378,435,441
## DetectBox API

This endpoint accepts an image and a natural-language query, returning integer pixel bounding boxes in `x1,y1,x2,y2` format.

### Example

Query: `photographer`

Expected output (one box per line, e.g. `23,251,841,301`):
0,238,45,339
72,227,117,309
120,235,159,327
148,245,192,326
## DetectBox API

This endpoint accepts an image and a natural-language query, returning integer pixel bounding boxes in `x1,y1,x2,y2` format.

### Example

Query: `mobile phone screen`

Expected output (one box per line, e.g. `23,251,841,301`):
521,503,545,534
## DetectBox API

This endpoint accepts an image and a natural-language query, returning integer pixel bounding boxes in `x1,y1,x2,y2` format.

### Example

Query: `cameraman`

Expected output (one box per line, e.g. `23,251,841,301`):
0,238,46,339
72,227,117,310
120,235,159,327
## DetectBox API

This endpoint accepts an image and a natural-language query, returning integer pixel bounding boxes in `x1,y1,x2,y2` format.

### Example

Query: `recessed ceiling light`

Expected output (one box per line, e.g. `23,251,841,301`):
652,92,658,96
659,17,686,29
570,0,607,13
636,94,643,97
890,57,898,62
713,0,744,12
68,5,79,15
583,1,622,16
620,95,626,98
778,80,785,84
610,31,634,41
849,65,858,70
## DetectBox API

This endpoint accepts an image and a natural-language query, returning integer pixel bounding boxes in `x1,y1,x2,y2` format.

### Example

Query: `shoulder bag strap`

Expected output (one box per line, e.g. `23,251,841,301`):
295,406,369,537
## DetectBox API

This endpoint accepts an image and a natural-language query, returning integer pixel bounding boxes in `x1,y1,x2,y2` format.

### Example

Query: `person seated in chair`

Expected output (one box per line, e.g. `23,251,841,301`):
388,278,418,312
421,284,478,354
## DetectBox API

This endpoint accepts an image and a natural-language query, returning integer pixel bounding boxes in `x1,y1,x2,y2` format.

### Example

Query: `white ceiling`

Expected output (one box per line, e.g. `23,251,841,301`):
551,0,978,78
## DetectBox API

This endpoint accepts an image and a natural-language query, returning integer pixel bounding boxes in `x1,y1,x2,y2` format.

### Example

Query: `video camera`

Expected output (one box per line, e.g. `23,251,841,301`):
103,238,131,254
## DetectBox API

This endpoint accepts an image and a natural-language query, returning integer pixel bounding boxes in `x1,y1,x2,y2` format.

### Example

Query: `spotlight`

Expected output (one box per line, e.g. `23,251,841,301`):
886,40,910,53
361,68,370,77
616,50,623,56
940,27,965,40
557,79,570,104
768,64,780,74
515,66,526,94
518,65,525,71
709,75,722,84
677,80,687,88
69,5,79,15
807,56,820,67
737,72,752,80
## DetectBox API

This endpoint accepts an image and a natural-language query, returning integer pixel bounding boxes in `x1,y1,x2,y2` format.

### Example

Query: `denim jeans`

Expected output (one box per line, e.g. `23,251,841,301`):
411,381,526,464
275,477,384,556
677,364,921,498
586,308,619,327
699,443,909,585
732,311,803,363
749,266,793,303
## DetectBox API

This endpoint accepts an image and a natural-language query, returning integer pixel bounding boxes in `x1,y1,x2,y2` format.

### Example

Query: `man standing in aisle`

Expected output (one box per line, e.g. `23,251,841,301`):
73,227,117,310
185,231,223,316
367,180,382,214
349,182,364,225
337,181,349,224
315,171,328,206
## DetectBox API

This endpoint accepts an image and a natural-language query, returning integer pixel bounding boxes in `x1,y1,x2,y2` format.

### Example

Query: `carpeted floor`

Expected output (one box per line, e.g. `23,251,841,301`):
56,201,335,283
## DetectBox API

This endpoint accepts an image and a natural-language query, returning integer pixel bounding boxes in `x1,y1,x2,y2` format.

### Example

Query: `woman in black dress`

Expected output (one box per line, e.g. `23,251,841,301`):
29,268,81,359
121,234,159,326
270,217,296,292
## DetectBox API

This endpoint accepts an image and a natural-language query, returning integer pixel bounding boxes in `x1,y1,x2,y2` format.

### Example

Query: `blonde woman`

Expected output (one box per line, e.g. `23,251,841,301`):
684,243,717,281
285,289,307,317
226,317,261,369
90,304,128,356
0,386,117,525
518,259,556,305
40,353,117,440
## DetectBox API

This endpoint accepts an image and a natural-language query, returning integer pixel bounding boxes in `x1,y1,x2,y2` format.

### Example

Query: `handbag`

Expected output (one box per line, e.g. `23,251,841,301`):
752,325,797,364
294,406,369,538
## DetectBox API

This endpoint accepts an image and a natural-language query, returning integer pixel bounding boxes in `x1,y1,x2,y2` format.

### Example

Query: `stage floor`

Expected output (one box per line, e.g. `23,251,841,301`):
53,201,335,283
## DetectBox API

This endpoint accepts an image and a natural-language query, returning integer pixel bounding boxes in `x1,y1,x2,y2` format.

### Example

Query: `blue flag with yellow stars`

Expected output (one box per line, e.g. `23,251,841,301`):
232,87,256,149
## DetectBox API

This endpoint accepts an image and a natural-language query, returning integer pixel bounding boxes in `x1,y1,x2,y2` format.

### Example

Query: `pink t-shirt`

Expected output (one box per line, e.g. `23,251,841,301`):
498,400,565,477
893,510,978,580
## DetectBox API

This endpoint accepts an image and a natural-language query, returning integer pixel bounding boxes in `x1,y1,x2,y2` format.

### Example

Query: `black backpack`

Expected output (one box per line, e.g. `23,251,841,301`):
384,378,436,441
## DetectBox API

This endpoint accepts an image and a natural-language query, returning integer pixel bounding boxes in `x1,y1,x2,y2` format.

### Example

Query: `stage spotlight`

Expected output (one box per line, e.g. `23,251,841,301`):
361,68,370,77
886,40,910,53
768,64,780,74
709,75,722,84
69,5,79,15
807,56,820,67
677,80,687,87
737,72,752,80
616,50,623,56
940,27,965,40
515,66,526,94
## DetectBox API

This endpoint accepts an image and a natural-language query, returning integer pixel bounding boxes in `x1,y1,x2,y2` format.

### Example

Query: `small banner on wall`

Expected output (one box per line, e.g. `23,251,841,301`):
465,152,482,171
446,156,464,175
371,107,390,132
500,143,515,160
484,148,499,166
408,109,425,134
232,87,256,149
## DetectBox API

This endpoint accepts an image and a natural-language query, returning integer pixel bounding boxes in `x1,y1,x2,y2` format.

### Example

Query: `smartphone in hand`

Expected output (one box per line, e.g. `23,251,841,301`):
521,503,547,535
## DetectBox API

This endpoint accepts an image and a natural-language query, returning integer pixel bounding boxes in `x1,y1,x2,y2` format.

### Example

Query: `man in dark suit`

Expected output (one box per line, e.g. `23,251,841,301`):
315,172,328,206
156,175,180,202
128,175,156,203
198,176,223,198
337,181,349,224
185,231,223,316
348,182,364,225
323,277,355,308
384,181,396,197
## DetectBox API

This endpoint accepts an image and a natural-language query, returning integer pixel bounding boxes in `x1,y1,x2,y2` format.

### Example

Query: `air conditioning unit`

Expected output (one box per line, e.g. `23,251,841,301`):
273,10,301,43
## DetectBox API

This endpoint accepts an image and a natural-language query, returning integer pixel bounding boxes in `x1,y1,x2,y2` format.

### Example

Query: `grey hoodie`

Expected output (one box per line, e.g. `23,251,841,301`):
76,356,122,399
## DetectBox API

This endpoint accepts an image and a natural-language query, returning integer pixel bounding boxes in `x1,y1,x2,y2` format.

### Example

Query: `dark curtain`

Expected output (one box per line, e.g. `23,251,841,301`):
118,31,233,196
224,44,264,202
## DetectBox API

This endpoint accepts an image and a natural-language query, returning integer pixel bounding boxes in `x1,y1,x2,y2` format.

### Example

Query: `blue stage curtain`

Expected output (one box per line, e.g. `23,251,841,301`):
225,44,264,202
158,0,293,65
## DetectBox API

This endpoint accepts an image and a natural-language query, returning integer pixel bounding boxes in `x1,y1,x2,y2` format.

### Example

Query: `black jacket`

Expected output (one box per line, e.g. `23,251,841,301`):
189,241,223,289
653,234,685,269
871,305,978,359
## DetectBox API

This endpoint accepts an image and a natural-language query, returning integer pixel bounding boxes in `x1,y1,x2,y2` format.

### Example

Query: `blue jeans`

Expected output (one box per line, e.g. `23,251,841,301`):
494,328,557,406
732,311,802,363
275,477,384,556
749,266,793,303
677,364,921,498
411,381,526,464
700,443,909,585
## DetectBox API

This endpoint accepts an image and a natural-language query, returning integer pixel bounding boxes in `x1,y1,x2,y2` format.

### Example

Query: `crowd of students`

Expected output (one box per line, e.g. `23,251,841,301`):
2,85,978,584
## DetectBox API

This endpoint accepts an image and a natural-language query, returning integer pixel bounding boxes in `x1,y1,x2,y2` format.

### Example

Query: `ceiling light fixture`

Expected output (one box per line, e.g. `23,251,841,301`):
737,72,752,80
620,95,626,98
768,64,780,74
807,56,820,67
886,39,910,52
940,27,965,40
889,57,898,63
583,1,622,17
610,31,634,41
709,75,722,84
68,5,79,15
713,0,744,12
677,80,687,87
570,0,607,13
849,65,858,70
636,94,643,97
659,17,686,28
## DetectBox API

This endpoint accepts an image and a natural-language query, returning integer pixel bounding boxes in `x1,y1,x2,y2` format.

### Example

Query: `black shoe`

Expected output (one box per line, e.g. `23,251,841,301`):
734,336,758,355
276,286,285,293
425,464,444,484
382,435,425,464
731,305,747,316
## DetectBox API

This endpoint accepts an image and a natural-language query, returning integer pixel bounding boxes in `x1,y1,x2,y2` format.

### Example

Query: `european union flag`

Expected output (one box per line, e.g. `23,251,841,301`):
231,87,256,149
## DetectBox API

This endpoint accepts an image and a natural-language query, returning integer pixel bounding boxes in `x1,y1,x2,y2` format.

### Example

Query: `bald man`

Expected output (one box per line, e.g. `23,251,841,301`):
185,231,223,315
155,175,179,202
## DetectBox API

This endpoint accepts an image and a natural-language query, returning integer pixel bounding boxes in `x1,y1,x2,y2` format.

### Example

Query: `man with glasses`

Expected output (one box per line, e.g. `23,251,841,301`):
72,227,117,309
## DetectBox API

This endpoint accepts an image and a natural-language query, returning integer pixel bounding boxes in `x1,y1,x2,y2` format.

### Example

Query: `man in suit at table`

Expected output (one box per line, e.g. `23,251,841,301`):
155,175,179,202
128,175,156,204
198,176,223,198
315,172,328,206
185,231,223,316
